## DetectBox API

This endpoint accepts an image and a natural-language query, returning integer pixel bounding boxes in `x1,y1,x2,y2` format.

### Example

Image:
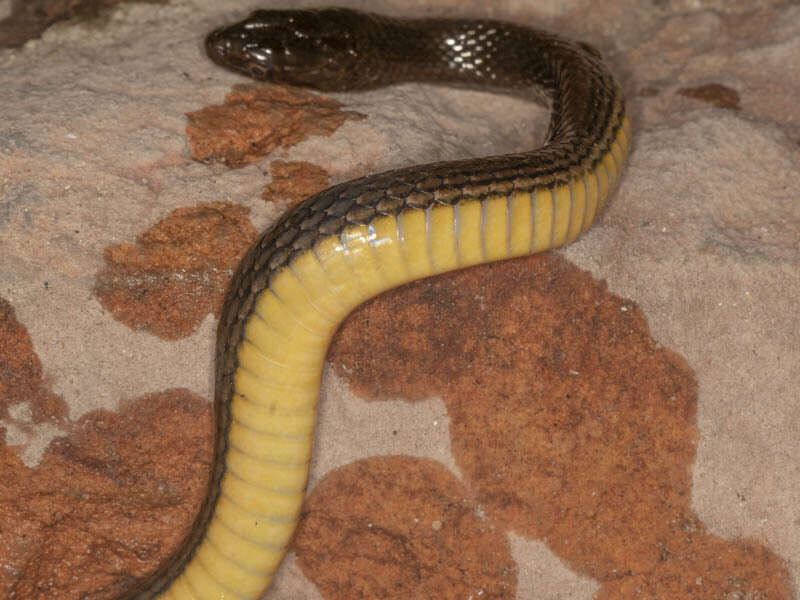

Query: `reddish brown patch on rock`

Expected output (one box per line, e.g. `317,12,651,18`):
597,535,791,600
328,254,791,599
187,84,365,168
0,384,212,598
295,456,516,600
93,202,257,339
0,297,213,597
0,297,67,425
262,159,330,207
678,83,741,110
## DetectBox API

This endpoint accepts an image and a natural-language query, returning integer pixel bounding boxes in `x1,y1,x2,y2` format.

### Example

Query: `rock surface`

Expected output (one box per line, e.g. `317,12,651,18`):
0,0,798,598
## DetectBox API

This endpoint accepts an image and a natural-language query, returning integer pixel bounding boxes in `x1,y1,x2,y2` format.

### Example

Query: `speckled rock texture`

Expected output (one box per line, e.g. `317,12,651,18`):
0,0,798,598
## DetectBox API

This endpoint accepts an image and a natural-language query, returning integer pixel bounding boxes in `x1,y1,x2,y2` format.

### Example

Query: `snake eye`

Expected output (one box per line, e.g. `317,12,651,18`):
249,64,271,79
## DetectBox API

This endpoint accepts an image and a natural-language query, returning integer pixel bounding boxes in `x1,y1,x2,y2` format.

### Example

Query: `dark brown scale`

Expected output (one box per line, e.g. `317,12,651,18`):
125,8,625,598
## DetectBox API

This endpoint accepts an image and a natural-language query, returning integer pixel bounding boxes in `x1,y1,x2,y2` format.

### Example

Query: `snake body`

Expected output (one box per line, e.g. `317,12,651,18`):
127,7,630,599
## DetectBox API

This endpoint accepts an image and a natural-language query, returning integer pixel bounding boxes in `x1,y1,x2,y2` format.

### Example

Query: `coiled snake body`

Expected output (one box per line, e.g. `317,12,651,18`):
127,7,630,599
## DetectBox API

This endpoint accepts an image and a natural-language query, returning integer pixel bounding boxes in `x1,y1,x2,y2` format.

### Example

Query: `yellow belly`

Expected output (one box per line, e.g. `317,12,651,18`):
162,114,631,599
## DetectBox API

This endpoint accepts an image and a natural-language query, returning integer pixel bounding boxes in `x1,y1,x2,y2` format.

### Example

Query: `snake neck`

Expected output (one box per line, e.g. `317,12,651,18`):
333,12,618,146
319,13,622,187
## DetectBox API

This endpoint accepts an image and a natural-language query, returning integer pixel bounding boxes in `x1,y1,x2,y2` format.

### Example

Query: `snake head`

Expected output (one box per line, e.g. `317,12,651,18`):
205,9,367,89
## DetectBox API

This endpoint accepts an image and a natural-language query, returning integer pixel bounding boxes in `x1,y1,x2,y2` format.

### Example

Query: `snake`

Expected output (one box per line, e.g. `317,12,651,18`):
123,7,630,599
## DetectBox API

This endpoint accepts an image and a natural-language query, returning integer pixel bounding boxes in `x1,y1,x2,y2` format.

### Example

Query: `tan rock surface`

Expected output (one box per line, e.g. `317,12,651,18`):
1,0,798,598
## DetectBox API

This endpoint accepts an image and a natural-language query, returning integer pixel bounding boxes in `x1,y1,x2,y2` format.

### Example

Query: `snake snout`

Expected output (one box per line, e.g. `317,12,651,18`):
204,28,239,66
205,26,278,80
